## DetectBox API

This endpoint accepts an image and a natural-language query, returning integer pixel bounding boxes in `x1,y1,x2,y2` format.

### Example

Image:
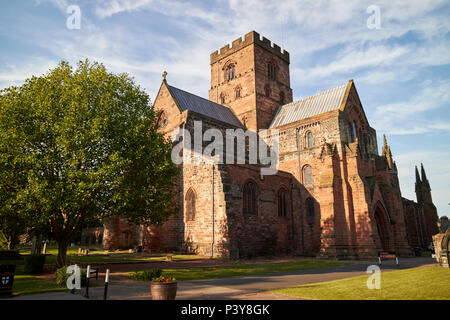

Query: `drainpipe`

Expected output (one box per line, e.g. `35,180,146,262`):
290,182,296,255
216,61,220,103
296,128,306,255
180,121,187,250
211,164,215,257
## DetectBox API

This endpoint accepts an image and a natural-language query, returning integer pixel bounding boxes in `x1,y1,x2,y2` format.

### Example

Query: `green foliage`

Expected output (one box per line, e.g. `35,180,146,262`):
0,231,7,249
0,60,178,266
23,254,46,274
130,269,162,281
55,266,87,287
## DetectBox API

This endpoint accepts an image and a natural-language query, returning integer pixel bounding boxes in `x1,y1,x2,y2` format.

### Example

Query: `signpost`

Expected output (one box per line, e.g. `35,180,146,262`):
83,265,98,298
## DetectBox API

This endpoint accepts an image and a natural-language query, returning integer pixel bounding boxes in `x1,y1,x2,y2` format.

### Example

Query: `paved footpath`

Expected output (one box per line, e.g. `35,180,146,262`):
9,256,436,300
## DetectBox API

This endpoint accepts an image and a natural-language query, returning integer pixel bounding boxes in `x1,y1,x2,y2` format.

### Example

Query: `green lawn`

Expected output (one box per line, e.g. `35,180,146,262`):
131,260,352,281
269,266,450,300
11,275,67,296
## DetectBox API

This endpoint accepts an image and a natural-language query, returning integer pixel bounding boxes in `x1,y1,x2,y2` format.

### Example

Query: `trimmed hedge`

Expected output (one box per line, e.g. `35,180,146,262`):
23,254,46,274
130,269,162,281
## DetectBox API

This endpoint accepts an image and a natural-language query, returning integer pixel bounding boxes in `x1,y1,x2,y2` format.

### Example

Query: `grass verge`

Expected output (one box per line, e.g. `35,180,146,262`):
268,266,450,300
11,275,67,296
131,260,352,281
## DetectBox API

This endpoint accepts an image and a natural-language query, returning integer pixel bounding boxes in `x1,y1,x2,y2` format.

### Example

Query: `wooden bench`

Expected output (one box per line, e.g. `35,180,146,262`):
378,251,399,266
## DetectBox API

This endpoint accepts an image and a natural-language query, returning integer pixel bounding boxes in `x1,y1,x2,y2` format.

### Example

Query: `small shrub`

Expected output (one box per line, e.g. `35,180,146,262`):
24,254,46,274
421,251,432,257
55,266,87,287
153,275,176,283
130,269,162,281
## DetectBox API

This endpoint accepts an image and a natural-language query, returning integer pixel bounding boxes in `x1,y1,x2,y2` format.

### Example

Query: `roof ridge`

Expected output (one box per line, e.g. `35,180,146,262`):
166,84,243,128
168,84,231,110
269,82,349,128
284,83,348,108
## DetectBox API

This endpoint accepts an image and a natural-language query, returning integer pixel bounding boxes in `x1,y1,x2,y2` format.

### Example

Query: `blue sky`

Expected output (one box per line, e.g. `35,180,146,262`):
1,0,449,217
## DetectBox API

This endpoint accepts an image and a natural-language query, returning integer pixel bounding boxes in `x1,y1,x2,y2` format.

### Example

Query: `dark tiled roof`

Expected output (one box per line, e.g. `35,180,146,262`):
167,85,243,128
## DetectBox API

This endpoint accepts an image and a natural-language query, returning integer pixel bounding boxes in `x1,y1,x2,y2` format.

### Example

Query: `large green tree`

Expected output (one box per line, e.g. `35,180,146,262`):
0,60,178,266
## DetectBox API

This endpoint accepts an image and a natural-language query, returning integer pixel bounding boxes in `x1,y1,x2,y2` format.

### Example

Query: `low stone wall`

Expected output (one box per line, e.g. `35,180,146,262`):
432,230,449,268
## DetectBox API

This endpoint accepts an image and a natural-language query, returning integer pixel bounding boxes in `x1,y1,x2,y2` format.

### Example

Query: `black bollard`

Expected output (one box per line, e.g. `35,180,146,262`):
84,265,91,298
103,269,110,300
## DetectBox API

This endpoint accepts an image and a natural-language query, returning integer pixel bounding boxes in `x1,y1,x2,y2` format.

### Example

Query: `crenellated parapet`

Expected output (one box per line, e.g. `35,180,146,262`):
210,30,290,64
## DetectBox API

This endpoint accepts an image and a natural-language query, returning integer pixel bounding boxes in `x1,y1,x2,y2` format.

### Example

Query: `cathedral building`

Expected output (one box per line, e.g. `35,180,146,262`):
103,31,439,259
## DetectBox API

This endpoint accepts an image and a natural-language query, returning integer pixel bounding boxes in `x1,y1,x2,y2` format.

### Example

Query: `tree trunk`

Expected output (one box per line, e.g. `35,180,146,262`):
6,234,16,250
56,240,70,268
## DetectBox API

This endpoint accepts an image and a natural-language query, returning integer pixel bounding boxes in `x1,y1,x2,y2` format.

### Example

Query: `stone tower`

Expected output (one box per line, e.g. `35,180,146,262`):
415,165,423,203
209,31,293,131
419,163,433,204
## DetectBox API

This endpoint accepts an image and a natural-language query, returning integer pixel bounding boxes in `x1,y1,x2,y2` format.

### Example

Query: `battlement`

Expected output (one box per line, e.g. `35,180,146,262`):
210,30,290,64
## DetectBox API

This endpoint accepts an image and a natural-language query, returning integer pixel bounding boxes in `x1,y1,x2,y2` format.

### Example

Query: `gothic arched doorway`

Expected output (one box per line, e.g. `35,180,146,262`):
374,205,391,251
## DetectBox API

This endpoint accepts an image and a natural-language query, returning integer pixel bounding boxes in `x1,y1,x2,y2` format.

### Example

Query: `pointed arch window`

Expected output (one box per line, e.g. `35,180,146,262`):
243,180,257,216
278,189,288,217
268,62,277,81
225,63,236,81
348,122,354,142
303,165,313,187
305,131,314,148
185,189,196,221
157,110,168,128
352,121,358,141
220,92,226,104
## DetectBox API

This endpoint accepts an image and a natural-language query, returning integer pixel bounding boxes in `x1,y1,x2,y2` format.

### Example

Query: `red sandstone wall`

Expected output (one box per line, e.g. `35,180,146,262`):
222,164,296,258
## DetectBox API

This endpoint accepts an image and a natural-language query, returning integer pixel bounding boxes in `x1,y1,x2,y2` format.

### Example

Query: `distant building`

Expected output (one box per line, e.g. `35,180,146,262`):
80,227,103,247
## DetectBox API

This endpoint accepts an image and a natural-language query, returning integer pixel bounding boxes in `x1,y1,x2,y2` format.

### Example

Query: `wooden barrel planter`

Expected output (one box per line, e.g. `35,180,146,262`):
150,281,177,300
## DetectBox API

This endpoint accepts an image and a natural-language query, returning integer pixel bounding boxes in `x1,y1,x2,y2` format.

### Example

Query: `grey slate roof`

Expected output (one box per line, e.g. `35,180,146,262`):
269,83,349,129
167,85,244,128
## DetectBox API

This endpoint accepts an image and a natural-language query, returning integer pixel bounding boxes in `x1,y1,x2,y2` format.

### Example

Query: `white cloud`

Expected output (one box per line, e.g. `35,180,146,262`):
34,0,69,12
372,80,450,134
95,0,154,19
0,58,58,89
26,0,450,97
293,44,409,82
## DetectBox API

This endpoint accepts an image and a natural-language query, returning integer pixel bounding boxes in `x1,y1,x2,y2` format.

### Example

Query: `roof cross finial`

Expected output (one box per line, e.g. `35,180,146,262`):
162,71,168,82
